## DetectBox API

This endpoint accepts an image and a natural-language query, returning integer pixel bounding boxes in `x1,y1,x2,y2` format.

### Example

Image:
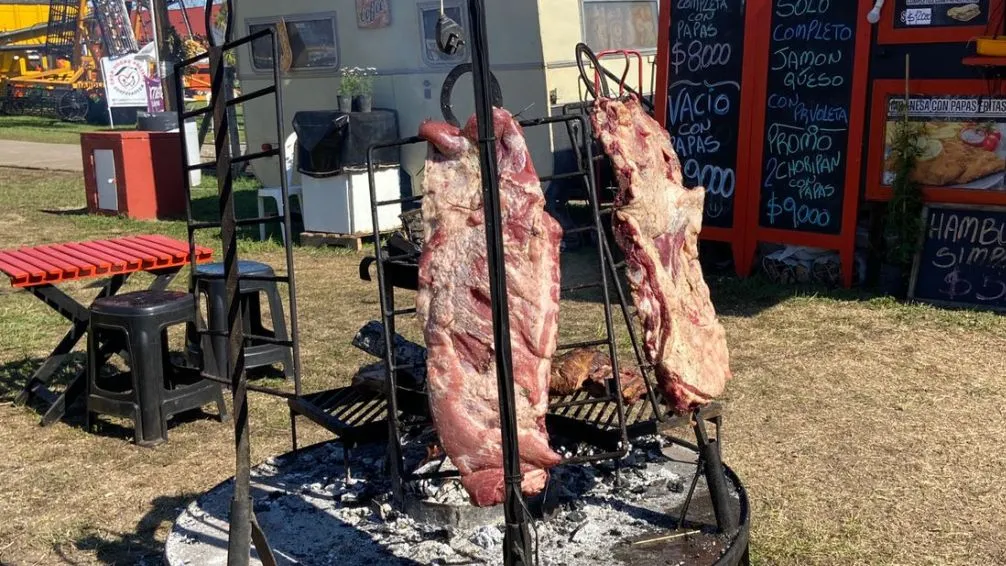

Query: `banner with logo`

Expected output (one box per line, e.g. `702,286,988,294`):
145,75,164,113
100,54,150,108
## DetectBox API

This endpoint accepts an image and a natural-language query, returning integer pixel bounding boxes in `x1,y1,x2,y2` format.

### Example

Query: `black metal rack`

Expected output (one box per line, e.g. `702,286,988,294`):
164,0,746,560
365,111,640,503
558,48,742,538
173,5,303,562
358,102,743,552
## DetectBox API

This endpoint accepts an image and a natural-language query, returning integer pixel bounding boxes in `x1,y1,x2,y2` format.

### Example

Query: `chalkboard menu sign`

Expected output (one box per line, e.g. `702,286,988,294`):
667,0,746,229
910,204,1006,311
892,0,989,29
757,1,858,235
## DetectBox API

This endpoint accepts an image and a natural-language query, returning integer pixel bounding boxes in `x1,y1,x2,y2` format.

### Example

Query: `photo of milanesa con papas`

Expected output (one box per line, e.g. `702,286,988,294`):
883,120,1006,190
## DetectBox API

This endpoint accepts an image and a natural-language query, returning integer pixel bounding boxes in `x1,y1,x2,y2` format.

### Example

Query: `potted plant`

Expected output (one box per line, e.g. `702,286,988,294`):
353,67,376,113
337,67,359,113
880,101,925,298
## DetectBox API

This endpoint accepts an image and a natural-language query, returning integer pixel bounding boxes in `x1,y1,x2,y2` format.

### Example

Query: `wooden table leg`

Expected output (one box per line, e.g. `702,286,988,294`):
15,321,88,406
40,369,85,427
148,268,180,292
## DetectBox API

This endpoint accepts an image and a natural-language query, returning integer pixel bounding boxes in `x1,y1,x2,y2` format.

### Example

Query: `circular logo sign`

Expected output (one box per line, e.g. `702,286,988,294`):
110,59,146,96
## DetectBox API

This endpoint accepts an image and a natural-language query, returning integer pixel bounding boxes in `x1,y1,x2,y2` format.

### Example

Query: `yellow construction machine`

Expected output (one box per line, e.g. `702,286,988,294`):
0,0,137,122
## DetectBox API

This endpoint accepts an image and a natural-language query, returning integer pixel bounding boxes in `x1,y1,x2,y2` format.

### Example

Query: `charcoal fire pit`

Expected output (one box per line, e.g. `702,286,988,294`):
165,434,748,566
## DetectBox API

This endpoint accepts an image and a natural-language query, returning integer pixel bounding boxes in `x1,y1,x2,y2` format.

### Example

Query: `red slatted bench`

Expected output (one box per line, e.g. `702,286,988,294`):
0,236,212,426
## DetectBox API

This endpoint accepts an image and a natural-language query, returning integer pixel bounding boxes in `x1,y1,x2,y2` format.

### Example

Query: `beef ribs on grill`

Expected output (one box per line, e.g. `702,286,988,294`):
416,108,563,507
549,348,598,395
590,97,731,413
550,347,647,405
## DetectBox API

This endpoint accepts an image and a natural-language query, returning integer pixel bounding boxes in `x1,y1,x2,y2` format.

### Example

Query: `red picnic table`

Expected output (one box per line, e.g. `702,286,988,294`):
0,235,212,426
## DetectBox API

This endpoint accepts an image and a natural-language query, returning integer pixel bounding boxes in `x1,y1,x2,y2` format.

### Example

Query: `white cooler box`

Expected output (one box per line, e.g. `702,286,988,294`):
300,167,403,235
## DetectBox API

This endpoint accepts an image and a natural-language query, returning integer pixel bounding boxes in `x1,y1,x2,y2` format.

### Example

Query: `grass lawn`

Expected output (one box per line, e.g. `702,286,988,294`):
0,109,246,146
0,167,1004,565
0,116,128,145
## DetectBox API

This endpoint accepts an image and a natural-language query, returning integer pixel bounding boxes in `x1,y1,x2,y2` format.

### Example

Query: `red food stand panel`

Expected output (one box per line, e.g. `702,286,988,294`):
653,0,762,274
740,0,872,288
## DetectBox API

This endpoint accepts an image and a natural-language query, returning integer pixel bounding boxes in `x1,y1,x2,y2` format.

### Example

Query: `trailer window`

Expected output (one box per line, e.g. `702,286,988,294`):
248,13,339,72
581,0,659,52
419,2,469,66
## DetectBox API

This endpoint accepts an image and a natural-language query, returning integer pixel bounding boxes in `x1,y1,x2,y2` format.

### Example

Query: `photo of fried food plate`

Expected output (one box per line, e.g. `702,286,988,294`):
885,121,930,146
947,3,981,22
925,122,962,140
915,138,944,162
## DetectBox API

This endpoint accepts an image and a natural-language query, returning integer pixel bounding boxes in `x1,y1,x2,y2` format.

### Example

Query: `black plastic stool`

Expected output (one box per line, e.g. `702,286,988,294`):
87,290,228,447
189,260,293,380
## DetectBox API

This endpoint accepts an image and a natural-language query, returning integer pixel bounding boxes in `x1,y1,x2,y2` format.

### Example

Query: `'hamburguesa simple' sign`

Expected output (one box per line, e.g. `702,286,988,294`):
357,0,391,29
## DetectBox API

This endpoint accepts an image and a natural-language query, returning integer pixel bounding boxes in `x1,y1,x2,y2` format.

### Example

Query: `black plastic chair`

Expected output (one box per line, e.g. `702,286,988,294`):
87,290,228,447
189,260,293,380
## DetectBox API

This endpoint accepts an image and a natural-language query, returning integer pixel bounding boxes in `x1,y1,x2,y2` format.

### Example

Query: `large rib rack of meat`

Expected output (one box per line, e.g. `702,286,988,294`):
591,97,731,413
416,107,563,507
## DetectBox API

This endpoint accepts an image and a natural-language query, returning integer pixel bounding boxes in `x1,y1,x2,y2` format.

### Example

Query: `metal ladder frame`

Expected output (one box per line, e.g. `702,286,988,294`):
172,10,302,564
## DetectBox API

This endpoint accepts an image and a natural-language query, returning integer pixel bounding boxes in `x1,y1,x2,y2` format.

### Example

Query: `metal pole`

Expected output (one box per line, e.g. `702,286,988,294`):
151,0,175,111
209,39,251,566
225,67,242,162
147,0,160,69
695,414,738,532
202,3,252,564
177,0,195,38
466,1,532,564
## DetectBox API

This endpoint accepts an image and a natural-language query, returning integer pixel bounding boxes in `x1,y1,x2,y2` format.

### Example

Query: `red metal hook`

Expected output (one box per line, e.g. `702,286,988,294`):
593,49,644,99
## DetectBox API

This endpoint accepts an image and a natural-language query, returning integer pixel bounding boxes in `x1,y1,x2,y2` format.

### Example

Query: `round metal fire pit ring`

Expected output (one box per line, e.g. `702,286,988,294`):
656,434,752,566
165,438,751,566
603,458,748,562
714,464,751,566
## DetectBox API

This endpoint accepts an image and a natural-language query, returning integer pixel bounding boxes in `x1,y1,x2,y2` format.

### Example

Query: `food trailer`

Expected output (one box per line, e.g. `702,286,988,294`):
232,0,663,189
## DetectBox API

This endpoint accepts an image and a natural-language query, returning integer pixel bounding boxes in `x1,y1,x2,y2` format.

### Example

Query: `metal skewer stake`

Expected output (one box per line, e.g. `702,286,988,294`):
437,2,534,564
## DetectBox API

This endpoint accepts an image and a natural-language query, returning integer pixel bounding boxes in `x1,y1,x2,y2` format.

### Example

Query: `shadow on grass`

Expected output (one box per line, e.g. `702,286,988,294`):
557,242,887,318
85,403,226,445
58,493,201,565
707,274,880,318
548,202,893,316
0,354,228,443
0,355,82,405
40,206,89,216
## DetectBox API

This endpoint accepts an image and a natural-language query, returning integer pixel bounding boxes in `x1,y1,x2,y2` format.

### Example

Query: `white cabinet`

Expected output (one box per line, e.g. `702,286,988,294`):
301,168,403,235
